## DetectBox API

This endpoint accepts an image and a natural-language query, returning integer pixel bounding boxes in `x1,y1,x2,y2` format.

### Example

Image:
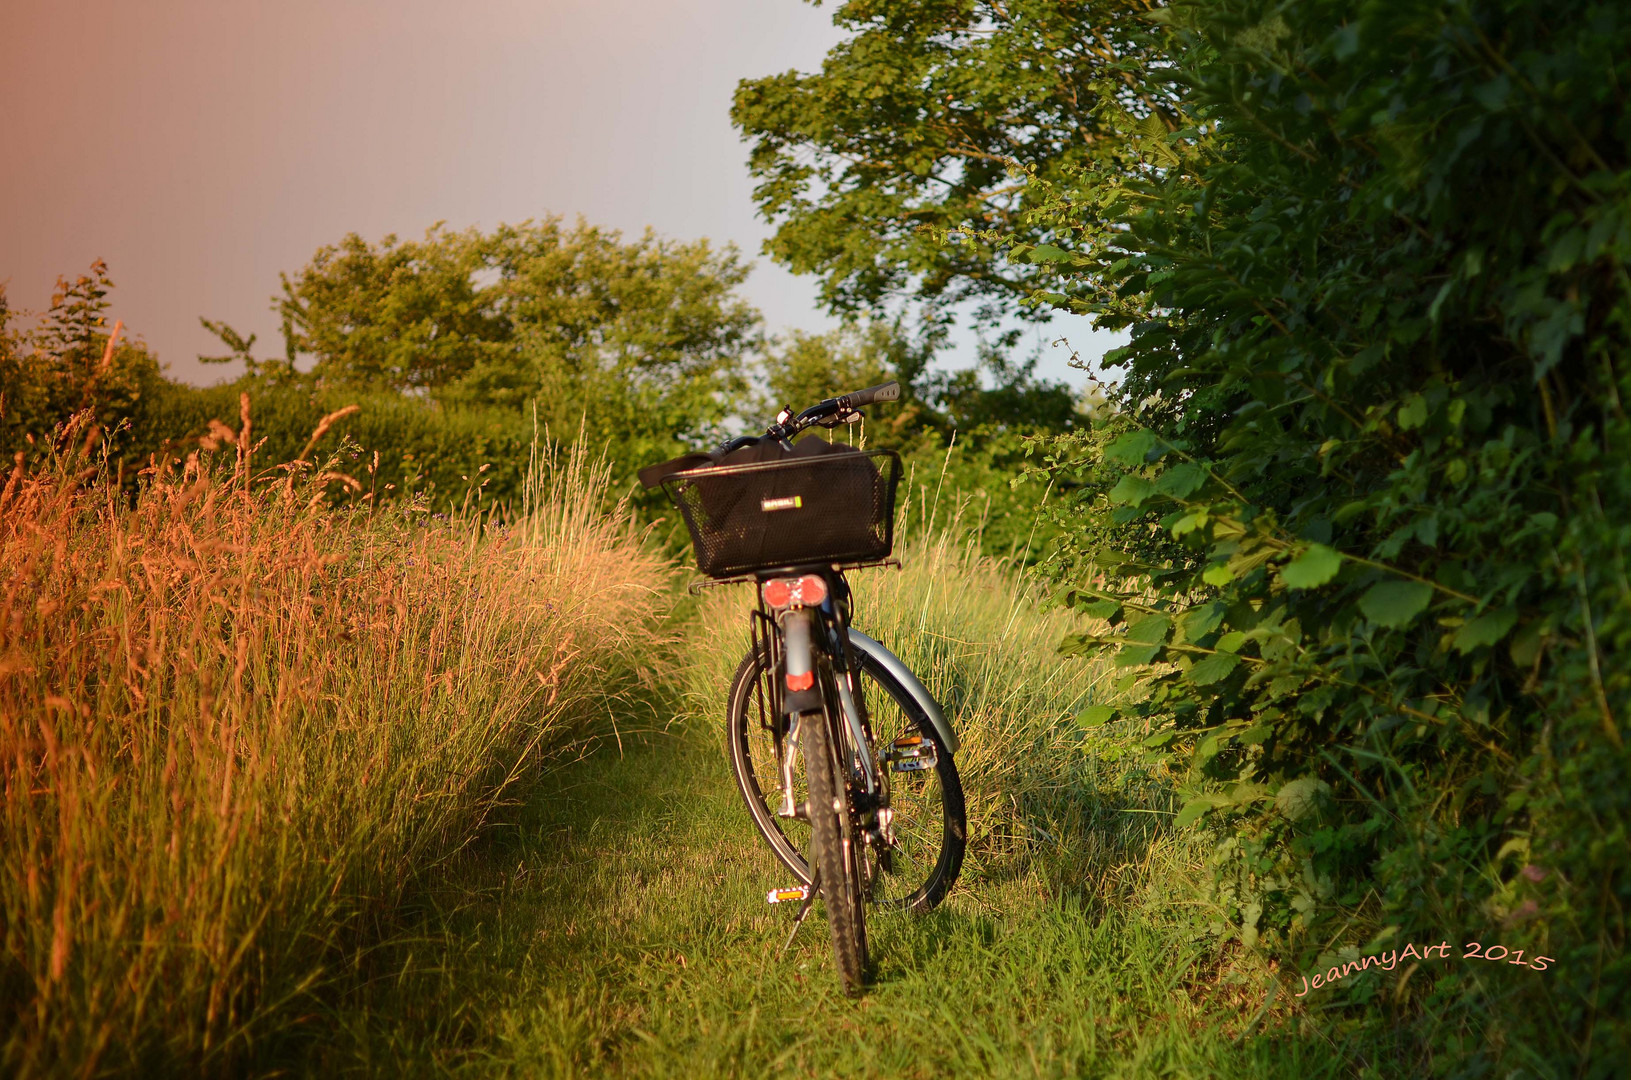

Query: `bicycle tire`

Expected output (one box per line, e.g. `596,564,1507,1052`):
801,705,869,994
725,644,966,911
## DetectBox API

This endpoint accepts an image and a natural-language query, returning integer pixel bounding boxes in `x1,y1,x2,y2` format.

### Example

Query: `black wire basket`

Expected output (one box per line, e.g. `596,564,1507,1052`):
662,449,902,578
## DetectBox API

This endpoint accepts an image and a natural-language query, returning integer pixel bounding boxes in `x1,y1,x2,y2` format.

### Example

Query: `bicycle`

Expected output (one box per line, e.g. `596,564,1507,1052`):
640,382,968,996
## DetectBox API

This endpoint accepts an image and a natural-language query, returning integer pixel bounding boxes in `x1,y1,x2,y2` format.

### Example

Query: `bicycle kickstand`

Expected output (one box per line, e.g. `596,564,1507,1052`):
779,867,821,955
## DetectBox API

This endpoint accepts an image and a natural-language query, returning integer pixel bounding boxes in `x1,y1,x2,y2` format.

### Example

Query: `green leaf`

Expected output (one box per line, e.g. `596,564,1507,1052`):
1237,724,1273,745
1359,580,1434,628
1334,500,1370,524
1171,510,1210,537
1154,463,1206,499
1452,608,1518,653
1187,652,1241,686
1228,783,1271,806
1509,621,1545,667
1179,601,1225,642
1115,643,1161,667
1027,243,1071,263
1080,598,1120,619
1472,74,1510,111
1279,543,1343,589
1123,613,1172,644
1057,634,1097,658
1076,705,1118,728
1108,475,1153,507
1398,395,1429,430
1275,777,1329,821
1174,795,1227,829
1215,631,1246,653
1202,564,1235,586
1103,430,1157,466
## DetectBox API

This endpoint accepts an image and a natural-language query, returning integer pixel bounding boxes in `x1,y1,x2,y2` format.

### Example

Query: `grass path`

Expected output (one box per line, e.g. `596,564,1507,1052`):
312,712,1354,1079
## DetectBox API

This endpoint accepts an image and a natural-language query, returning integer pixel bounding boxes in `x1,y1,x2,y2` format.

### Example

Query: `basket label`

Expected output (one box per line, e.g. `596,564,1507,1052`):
760,495,804,512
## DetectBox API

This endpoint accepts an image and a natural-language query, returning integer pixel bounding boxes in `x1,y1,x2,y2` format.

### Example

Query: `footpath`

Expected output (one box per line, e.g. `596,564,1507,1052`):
312,720,1341,1079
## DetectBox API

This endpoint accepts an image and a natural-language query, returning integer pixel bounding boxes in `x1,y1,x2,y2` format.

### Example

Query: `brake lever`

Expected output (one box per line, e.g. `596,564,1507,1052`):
814,409,864,429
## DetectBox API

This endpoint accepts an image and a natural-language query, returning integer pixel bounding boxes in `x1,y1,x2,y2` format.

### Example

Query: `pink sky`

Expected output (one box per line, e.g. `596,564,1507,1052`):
2,0,1109,386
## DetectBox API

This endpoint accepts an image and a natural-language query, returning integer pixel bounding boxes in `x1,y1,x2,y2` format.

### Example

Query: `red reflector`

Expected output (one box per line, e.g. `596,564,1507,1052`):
762,574,829,609
795,574,828,606
786,670,814,692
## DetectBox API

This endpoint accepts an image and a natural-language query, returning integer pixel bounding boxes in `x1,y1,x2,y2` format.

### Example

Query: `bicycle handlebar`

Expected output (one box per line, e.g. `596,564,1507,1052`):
699,381,902,460
764,380,900,444
838,381,900,410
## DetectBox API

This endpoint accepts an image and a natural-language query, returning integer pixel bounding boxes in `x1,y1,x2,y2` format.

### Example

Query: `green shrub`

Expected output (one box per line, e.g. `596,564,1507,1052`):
1023,0,1630,1071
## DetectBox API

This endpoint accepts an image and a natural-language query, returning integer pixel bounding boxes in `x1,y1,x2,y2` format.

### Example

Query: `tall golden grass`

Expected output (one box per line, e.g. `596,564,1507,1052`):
0,412,669,1075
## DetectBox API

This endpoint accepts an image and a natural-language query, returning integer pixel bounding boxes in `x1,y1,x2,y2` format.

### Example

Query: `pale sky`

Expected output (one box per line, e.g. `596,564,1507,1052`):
2,0,1114,388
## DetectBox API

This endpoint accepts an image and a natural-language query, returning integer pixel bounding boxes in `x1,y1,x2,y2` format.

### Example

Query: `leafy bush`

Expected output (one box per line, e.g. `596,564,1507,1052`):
127,375,538,512
0,263,166,461
1022,0,1630,1070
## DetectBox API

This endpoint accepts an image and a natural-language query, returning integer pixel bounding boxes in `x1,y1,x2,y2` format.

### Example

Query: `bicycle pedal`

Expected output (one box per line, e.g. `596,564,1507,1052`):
885,734,937,772
766,885,811,905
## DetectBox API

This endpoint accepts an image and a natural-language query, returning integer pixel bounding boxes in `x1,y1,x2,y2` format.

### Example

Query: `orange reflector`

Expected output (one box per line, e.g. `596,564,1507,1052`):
786,670,814,692
767,886,810,904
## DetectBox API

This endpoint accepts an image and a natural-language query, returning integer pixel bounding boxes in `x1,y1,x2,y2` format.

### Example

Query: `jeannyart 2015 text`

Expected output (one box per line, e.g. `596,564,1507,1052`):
1294,941,1556,997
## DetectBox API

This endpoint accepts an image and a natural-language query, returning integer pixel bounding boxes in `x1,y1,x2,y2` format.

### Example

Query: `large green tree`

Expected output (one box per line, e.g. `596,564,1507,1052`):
732,0,1169,327
275,218,762,454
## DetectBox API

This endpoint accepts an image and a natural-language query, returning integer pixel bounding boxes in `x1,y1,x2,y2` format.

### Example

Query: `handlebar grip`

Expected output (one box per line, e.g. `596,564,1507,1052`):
845,381,900,408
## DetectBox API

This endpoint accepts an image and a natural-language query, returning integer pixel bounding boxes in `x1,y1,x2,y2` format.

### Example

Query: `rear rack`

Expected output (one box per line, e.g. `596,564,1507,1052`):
686,559,903,595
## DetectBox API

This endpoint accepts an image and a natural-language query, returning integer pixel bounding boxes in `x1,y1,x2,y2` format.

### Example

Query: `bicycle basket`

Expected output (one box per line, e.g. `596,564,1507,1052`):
663,449,902,578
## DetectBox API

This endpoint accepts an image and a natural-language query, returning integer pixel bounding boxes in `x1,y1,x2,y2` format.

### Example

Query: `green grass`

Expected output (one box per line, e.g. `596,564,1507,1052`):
294,523,1360,1077
8,434,1381,1076
302,719,1356,1078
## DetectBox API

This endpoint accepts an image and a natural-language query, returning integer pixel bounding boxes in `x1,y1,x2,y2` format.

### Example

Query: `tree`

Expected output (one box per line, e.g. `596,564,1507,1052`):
0,261,163,458
759,319,1081,445
275,218,763,455
732,0,1171,328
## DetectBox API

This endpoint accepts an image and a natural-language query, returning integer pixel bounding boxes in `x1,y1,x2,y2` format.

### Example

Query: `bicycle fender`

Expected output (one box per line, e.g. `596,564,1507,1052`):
781,609,823,714
845,629,960,755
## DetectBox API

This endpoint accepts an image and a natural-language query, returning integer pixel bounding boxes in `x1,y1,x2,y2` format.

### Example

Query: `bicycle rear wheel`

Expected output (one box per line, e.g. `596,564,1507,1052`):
801,706,868,994
725,644,966,911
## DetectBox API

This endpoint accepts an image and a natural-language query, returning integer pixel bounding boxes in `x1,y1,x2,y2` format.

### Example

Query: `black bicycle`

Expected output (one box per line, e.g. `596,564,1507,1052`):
641,382,968,995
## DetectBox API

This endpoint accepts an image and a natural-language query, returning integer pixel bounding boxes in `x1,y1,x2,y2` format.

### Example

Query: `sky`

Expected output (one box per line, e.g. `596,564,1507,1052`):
2,0,1118,389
